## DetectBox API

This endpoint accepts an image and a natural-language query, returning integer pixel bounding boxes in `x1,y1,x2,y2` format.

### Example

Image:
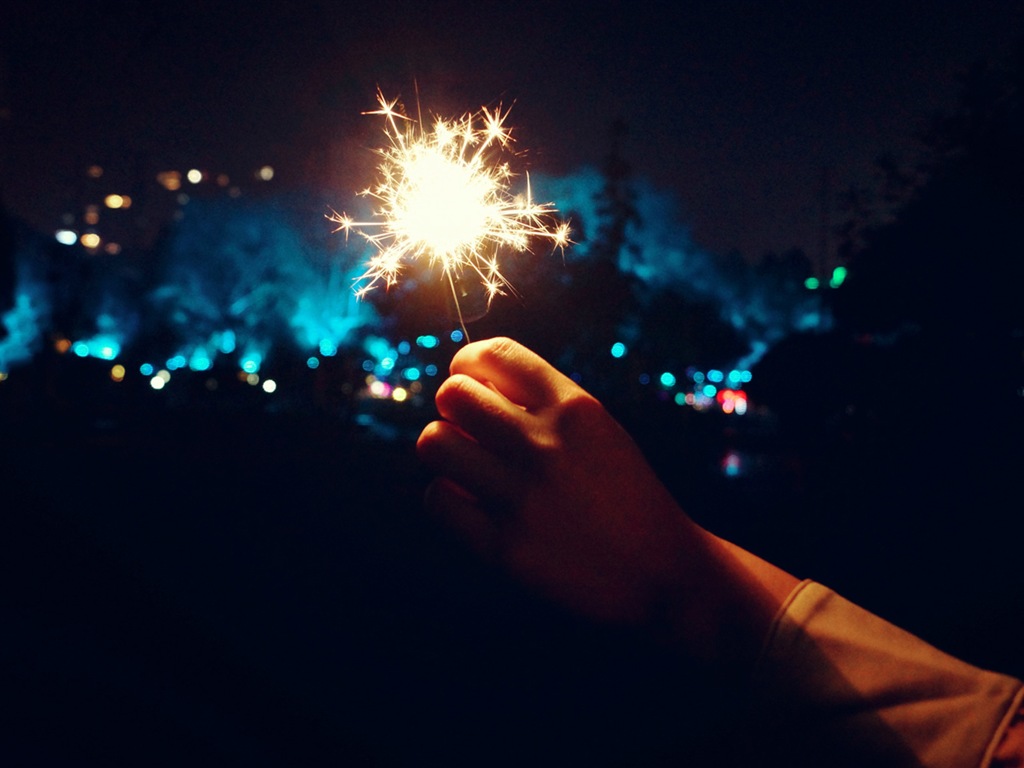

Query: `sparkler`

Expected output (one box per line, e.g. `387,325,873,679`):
329,89,570,340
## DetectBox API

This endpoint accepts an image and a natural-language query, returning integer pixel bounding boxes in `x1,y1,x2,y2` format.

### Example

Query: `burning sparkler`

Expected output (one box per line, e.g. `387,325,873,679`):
329,89,570,340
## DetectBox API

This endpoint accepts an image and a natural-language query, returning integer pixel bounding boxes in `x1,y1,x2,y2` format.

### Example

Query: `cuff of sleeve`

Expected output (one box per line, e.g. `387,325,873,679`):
753,580,1024,768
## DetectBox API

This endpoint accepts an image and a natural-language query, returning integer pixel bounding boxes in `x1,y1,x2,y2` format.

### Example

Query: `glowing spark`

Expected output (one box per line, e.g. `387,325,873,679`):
329,89,570,334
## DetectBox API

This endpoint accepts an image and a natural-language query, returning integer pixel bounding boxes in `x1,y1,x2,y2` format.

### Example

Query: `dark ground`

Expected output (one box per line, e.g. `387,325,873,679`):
2,365,1022,766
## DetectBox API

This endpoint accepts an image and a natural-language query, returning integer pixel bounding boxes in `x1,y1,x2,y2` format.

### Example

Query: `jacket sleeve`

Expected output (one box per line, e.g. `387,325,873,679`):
752,580,1024,768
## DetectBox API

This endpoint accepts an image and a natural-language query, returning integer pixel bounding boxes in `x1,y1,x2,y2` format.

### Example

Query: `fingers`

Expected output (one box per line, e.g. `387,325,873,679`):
434,373,531,453
416,419,519,502
449,337,574,411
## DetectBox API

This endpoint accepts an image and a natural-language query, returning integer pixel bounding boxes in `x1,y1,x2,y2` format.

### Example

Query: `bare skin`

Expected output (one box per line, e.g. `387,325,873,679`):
416,336,799,671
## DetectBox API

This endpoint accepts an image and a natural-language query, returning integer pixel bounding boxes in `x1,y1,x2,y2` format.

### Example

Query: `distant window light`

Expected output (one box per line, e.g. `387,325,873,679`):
157,171,182,191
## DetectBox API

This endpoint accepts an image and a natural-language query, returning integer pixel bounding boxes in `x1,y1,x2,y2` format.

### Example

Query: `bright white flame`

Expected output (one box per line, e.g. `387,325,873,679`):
330,90,570,323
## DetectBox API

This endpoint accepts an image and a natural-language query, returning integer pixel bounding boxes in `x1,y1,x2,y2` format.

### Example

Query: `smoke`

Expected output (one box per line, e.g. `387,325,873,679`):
534,169,831,369
2,174,829,382
0,224,54,372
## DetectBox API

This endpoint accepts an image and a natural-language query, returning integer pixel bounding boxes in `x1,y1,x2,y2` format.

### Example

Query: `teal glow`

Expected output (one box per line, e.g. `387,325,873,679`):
416,335,439,349
307,356,320,370
241,352,262,373
139,363,154,376
189,348,212,371
73,342,89,357
380,357,395,371
804,277,820,290
217,330,236,354
741,370,752,383
398,340,411,355
319,339,337,357
167,354,187,370
659,372,676,387
425,364,439,376
362,360,374,372
708,369,723,383
674,393,687,406
702,384,717,397
450,330,464,343
727,370,741,383
403,367,421,381
610,342,627,358
693,371,705,384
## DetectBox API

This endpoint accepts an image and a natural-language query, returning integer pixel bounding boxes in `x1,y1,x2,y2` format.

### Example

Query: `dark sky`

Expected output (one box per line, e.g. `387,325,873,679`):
2,0,1022,258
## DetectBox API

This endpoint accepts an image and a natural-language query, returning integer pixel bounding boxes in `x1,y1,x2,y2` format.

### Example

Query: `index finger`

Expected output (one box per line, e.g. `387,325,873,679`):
449,337,575,411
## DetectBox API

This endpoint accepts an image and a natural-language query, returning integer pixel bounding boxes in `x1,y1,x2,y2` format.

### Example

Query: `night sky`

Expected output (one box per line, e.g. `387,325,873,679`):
3,0,1023,259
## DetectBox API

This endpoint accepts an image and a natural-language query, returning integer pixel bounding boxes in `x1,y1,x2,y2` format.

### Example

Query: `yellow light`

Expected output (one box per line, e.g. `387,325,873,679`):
104,194,125,209
80,233,101,249
0,372,8,382
392,387,408,402
246,373,260,386
110,364,126,382
257,165,274,181
330,90,570,330
157,171,182,191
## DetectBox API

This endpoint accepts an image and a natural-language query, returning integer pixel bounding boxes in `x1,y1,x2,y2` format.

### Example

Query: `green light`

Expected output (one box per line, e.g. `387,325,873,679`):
804,277,820,290
829,265,848,288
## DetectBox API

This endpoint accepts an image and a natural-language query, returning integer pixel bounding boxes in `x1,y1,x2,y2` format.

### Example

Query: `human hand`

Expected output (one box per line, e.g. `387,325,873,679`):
416,336,702,626
417,337,799,666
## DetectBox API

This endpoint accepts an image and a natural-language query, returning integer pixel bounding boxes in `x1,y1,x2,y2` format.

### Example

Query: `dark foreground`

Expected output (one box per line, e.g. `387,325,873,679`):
3,391,1022,766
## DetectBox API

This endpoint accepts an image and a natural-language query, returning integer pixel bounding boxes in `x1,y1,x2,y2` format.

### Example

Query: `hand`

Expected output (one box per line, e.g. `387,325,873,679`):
417,337,798,664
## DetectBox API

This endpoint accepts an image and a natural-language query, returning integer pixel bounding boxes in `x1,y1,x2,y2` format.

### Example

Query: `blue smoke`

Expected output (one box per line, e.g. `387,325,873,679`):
0,228,53,372
148,197,375,372
533,169,831,369
2,174,828,391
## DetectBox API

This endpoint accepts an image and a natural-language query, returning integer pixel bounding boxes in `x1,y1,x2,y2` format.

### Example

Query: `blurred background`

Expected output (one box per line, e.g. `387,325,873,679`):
2,2,1022,765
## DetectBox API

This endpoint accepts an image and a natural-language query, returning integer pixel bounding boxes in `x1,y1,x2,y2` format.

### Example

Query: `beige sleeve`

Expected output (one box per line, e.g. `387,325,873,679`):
752,580,1024,768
